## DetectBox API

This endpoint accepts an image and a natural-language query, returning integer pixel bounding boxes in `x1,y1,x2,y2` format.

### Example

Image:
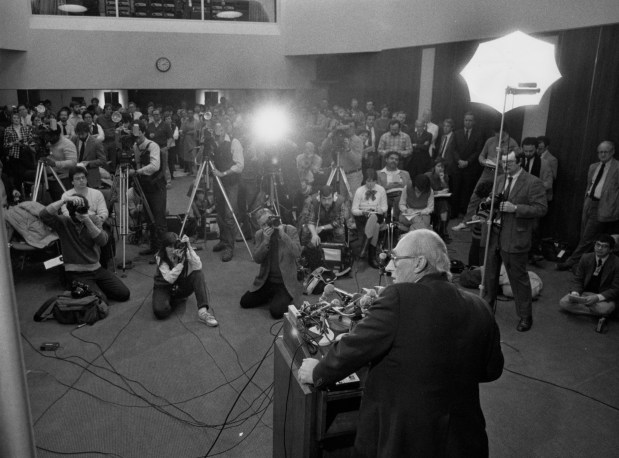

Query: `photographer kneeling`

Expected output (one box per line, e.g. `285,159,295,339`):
240,209,302,319
152,232,218,326
39,194,130,303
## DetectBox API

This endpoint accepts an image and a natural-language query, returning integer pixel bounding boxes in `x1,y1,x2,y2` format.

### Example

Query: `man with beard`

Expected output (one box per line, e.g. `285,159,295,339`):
299,229,503,457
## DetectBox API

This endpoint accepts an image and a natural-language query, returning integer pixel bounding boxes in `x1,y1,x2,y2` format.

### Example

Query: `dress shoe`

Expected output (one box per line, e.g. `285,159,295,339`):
555,262,573,271
516,316,533,332
367,245,378,269
212,242,226,252
139,247,158,256
221,248,233,262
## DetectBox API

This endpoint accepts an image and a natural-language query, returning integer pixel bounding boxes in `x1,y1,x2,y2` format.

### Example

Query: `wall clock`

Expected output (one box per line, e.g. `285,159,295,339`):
156,57,171,72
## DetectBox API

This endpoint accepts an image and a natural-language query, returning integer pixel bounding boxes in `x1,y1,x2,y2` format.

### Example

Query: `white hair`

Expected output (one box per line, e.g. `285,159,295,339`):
399,229,451,277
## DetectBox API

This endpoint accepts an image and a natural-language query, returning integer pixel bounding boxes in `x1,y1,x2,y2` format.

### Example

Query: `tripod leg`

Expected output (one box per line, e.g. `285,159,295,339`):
180,161,208,236
338,167,352,199
326,167,337,187
209,160,253,261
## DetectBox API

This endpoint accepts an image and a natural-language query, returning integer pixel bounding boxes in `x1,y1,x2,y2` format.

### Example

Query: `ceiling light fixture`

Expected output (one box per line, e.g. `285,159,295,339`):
216,11,243,19
58,4,88,13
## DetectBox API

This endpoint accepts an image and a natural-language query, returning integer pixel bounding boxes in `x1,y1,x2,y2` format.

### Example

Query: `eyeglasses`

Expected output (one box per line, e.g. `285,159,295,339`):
389,252,417,267
73,176,87,181
595,242,611,249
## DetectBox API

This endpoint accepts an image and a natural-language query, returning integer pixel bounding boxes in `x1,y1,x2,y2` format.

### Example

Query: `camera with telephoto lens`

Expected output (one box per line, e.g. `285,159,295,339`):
479,192,504,212
66,200,89,215
174,239,189,250
266,215,281,228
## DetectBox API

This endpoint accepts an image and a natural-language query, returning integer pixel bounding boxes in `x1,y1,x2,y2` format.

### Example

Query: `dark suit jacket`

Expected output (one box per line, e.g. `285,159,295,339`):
72,135,106,188
313,274,504,458
495,170,547,253
434,132,457,174
572,253,619,301
454,128,484,172
411,130,433,157
250,224,302,302
586,158,619,222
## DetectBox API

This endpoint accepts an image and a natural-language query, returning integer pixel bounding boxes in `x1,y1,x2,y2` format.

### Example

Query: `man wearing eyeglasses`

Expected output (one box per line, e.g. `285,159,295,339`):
298,229,504,457
557,141,619,271
559,234,619,333
483,150,547,332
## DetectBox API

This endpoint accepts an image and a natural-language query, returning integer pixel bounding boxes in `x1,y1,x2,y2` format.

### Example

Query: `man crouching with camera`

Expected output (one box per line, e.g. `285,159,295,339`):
152,232,218,326
39,194,130,303
240,208,302,319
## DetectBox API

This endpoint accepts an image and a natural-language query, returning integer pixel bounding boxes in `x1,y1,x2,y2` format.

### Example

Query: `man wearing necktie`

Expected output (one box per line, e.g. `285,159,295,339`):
72,121,106,189
452,112,484,217
559,234,619,333
482,151,547,332
57,107,74,138
557,141,619,271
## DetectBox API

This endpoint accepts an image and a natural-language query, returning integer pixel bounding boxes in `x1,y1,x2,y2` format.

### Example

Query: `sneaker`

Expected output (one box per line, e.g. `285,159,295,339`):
212,242,226,252
221,248,233,262
451,222,468,231
198,308,218,327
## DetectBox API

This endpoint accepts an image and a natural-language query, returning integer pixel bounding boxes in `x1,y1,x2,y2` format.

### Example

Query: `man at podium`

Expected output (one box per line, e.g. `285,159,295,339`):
298,229,504,457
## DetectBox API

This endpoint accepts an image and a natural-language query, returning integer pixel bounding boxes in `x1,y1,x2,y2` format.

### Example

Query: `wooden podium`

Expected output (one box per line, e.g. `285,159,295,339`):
273,312,363,458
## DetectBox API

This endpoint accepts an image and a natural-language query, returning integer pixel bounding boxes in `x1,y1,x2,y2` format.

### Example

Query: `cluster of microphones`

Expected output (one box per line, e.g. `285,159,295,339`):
299,284,380,319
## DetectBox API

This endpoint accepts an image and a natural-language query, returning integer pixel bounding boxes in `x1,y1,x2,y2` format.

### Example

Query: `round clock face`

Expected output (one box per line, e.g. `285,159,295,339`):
156,57,171,72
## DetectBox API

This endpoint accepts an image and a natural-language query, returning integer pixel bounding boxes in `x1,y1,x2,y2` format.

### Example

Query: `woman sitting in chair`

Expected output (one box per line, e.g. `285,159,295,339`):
398,174,434,232
351,169,387,268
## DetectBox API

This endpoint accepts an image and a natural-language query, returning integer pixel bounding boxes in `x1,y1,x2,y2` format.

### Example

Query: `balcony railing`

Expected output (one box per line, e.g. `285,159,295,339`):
30,0,274,23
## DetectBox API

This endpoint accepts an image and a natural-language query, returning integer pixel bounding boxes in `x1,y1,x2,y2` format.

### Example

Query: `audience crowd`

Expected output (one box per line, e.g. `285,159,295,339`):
1,95,617,331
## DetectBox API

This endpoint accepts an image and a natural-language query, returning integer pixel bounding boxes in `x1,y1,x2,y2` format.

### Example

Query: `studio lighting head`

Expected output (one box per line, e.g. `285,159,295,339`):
252,106,290,144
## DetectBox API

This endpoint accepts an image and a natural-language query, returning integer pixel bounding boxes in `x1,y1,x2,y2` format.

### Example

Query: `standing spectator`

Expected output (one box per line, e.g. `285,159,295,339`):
129,120,167,257
83,111,105,142
17,104,32,127
452,112,484,217
57,107,74,138
377,151,412,221
67,101,83,131
40,125,78,201
146,108,173,186
181,108,199,176
97,103,118,170
421,108,439,157
426,158,451,242
557,141,619,270
72,122,106,189
408,119,433,179
210,121,244,262
483,151,547,331
452,126,518,231
374,105,391,134
3,111,34,196
164,113,179,180
377,120,412,166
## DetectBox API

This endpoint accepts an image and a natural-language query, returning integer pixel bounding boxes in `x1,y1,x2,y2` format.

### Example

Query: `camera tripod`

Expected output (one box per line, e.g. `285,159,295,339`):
31,160,67,201
326,149,352,199
377,206,399,286
179,155,254,261
116,163,154,276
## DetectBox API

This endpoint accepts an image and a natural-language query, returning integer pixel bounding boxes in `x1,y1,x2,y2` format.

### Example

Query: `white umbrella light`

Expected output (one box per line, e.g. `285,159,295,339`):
460,30,562,113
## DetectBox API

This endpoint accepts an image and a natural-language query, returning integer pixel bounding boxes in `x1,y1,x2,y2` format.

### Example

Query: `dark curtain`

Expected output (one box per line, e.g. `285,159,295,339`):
317,47,422,119
432,40,525,141
546,24,619,246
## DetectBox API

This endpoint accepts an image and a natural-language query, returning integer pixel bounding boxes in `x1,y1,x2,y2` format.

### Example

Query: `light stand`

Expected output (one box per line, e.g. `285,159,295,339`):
479,85,541,302
377,207,398,286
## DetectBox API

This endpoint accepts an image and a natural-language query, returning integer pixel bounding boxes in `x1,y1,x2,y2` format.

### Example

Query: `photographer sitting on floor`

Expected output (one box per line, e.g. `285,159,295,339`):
240,208,302,319
152,232,218,326
39,194,130,303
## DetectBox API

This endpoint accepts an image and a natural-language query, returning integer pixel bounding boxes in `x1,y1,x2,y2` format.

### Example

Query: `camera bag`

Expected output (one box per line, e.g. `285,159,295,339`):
34,293,109,325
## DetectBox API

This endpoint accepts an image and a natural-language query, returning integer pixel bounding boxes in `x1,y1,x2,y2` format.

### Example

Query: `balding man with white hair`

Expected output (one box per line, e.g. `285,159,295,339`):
298,229,504,458
557,141,619,271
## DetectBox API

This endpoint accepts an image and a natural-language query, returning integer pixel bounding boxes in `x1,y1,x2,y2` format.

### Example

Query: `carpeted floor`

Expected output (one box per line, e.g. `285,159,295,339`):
12,173,619,457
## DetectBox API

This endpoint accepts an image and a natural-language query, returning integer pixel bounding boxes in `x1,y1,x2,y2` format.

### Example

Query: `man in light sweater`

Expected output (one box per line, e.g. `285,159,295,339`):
39,195,130,303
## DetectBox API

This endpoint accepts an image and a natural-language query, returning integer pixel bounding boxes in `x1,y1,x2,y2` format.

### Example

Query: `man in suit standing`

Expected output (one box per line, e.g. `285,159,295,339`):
559,234,619,333
452,112,484,217
408,119,433,179
434,118,457,175
483,151,547,331
557,141,619,270
73,122,106,189
298,229,504,457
